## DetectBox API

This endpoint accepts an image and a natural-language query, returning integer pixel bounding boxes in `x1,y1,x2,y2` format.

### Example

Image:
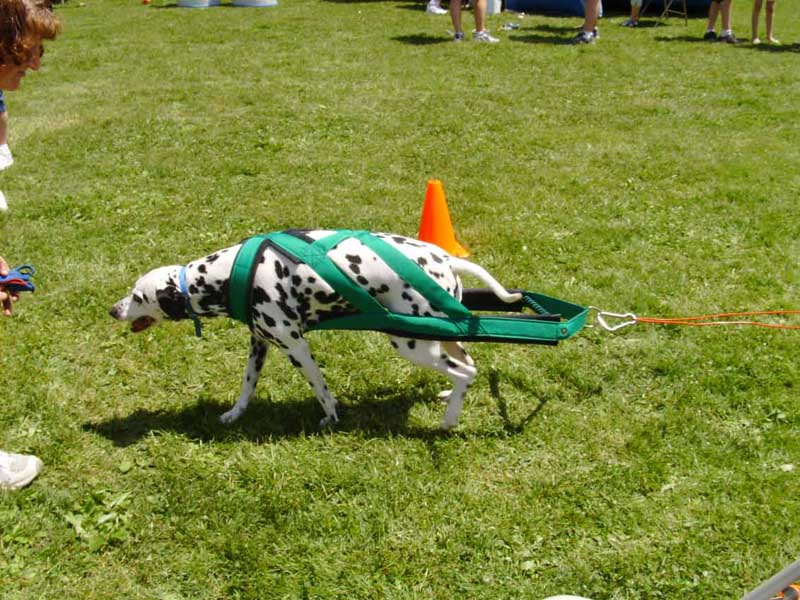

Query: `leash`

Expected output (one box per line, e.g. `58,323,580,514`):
178,265,203,338
593,307,800,333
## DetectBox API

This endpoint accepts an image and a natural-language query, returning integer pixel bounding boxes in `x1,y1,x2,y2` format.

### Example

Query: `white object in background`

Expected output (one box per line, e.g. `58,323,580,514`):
177,0,220,7
232,0,277,5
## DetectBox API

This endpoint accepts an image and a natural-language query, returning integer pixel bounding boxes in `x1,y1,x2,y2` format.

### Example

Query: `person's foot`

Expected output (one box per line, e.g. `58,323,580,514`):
751,36,761,44
768,37,780,45
453,31,464,41
718,32,740,44
621,18,638,27
425,1,447,14
0,144,13,171
703,30,717,41
571,30,595,44
0,451,43,490
473,30,500,42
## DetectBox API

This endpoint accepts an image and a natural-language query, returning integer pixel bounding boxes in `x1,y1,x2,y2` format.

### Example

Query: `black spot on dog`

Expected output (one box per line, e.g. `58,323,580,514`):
307,276,317,284
198,264,207,274
356,276,369,286
407,340,416,349
314,291,340,304
432,254,444,264
292,275,302,286
289,355,302,368
345,254,362,264
157,285,187,321
392,236,406,245
348,263,361,275
274,260,286,280
417,257,428,267
253,286,272,305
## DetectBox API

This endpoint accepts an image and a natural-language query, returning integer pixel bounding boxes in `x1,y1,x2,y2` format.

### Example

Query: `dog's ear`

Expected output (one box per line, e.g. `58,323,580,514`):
157,285,187,321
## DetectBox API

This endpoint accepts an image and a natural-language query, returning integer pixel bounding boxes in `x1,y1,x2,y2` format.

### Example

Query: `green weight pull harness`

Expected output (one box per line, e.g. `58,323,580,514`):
227,230,588,345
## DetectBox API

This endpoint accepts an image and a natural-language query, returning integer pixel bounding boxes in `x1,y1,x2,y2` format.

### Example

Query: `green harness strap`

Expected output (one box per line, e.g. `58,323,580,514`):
228,230,588,344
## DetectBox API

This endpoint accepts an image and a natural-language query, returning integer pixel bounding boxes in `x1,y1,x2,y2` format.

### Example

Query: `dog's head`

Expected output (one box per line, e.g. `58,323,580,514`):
110,266,187,333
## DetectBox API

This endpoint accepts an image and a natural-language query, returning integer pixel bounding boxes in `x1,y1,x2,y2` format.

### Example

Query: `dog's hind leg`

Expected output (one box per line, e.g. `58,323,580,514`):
389,336,477,430
280,338,339,428
221,336,269,424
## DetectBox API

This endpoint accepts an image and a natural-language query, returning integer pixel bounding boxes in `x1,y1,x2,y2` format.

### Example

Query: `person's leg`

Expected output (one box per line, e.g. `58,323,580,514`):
720,0,732,32
583,0,600,33
473,0,486,31
751,0,763,42
706,0,720,31
765,0,777,42
0,111,7,147
449,0,462,37
631,3,640,22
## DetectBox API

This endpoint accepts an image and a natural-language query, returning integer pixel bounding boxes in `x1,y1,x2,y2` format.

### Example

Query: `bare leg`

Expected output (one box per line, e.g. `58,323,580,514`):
751,0,763,42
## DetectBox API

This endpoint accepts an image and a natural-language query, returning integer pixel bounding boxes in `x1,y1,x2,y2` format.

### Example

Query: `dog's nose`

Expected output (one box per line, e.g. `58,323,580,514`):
109,306,119,319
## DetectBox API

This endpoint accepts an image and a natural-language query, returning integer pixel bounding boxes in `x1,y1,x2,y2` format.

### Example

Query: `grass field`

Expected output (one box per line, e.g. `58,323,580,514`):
1,0,799,597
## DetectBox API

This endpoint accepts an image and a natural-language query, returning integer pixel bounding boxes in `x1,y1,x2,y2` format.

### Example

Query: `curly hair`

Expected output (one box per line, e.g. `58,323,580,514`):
0,0,61,66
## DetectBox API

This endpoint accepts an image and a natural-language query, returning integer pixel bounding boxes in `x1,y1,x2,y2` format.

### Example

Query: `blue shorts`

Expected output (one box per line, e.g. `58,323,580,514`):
0,91,5,114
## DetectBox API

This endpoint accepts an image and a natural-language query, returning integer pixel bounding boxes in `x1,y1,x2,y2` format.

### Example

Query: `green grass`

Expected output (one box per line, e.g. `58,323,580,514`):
1,0,799,597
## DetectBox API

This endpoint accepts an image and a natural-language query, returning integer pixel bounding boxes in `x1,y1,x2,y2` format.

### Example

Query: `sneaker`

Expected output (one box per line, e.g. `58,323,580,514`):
473,30,499,42
703,30,717,41
621,18,637,27
718,32,740,44
0,144,13,171
593,26,599,39
571,30,595,44
453,31,465,41
425,2,447,14
0,451,43,490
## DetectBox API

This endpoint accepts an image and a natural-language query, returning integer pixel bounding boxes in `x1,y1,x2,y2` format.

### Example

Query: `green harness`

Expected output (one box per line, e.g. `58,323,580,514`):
228,230,587,345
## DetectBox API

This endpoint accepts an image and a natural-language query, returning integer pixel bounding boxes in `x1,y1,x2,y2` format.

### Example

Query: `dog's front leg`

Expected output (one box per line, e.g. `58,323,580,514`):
281,338,339,428
220,336,269,424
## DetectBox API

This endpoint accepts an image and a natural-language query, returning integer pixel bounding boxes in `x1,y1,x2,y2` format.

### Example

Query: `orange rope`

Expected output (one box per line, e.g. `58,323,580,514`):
635,310,800,330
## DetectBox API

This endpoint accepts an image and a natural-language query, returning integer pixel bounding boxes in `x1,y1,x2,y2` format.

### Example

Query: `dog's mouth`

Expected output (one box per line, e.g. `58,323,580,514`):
131,316,156,333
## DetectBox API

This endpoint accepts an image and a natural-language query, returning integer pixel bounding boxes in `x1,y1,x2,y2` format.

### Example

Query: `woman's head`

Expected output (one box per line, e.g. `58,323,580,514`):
0,0,60,90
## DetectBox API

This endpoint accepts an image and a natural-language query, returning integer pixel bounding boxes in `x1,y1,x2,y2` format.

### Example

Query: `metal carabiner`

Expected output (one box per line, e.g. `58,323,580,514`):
590,307,639,332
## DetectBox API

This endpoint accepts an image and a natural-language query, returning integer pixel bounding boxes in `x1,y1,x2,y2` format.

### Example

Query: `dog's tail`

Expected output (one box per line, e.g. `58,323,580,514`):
449,257,523,304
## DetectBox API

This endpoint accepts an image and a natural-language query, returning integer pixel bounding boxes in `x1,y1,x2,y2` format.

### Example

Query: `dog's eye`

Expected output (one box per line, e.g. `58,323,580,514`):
132,294,144,304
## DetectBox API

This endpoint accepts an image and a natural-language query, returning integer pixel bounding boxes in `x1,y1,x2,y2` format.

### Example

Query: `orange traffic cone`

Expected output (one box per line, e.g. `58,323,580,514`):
417,179,470,258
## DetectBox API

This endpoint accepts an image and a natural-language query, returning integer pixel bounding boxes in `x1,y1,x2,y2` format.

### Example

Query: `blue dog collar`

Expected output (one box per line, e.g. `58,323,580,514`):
179,265,203,338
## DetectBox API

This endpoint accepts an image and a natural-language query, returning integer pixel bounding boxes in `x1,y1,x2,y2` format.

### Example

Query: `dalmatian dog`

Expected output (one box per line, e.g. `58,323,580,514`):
110,230,522,430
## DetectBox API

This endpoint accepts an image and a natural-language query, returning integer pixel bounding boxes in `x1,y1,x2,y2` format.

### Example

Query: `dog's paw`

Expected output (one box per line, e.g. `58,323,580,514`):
220,407,243,424
440,418,458,431
319,412,339,429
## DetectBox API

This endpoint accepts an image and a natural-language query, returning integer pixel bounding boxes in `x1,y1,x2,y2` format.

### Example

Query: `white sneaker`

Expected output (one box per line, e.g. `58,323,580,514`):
426,1,447,14
0,451,43,490
473,30,500,42
0,191,7,212
0,144,13,171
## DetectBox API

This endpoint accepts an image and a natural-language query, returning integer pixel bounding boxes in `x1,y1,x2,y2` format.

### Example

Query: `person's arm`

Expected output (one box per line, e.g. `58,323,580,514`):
0,256,19,316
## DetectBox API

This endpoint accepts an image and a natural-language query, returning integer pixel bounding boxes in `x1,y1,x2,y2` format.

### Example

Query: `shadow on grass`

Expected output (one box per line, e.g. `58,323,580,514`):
488,368,548,434
392,33,452,45
85,376,548,445
734,41,800,53
508,33,577,45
